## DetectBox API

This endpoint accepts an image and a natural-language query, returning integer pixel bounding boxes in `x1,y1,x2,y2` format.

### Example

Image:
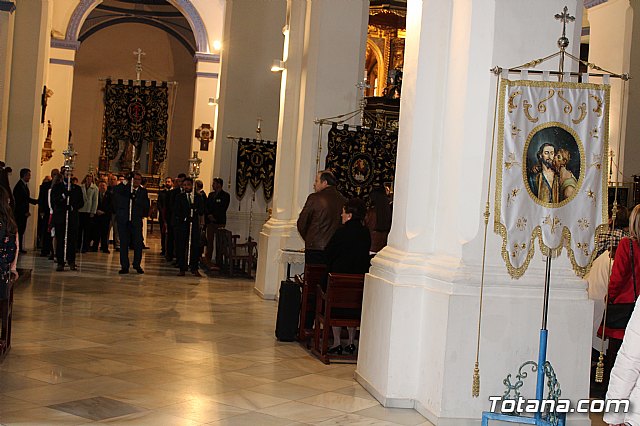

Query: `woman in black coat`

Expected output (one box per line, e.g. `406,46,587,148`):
324,198,371,355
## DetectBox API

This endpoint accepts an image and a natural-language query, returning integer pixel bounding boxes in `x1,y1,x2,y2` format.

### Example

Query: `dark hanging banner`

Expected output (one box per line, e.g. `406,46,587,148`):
325,123,398,200
236,138,277,201
103,79,169,164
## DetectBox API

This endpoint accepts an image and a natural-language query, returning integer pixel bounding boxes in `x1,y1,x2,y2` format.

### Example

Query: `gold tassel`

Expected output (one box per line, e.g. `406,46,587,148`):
472,362,480,397
595,352,604,383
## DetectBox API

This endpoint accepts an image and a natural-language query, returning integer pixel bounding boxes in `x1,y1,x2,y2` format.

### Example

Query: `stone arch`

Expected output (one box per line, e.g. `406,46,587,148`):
65,0,210,52
366,39,385,96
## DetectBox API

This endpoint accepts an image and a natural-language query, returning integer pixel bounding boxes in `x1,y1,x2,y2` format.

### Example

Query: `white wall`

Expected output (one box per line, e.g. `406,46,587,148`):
213,0,286,241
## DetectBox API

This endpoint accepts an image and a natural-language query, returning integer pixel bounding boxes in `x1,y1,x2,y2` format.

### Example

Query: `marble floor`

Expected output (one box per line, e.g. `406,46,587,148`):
1,237,432,425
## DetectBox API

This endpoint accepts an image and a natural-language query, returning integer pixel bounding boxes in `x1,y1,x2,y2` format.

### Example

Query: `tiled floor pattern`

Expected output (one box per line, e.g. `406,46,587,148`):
1,239,432,425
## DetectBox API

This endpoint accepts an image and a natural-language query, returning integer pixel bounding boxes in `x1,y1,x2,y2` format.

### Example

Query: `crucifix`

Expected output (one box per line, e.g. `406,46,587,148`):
133,48,146,81
553,6,575,80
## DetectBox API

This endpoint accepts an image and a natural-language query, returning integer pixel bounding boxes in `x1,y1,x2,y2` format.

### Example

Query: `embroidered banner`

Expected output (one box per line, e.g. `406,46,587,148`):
494,79,610,278
236,138,277,201
103,79,169,164
325,123,398,200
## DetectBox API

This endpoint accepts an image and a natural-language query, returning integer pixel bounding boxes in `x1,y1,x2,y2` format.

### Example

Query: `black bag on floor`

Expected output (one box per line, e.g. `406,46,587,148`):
275,280,301,342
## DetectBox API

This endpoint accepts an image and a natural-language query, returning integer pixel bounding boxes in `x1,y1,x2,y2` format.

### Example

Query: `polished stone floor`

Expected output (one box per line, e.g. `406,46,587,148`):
1,237,432,425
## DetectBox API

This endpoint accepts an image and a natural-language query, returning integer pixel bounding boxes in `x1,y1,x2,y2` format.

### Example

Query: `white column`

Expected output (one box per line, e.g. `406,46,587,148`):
6,0,51,249
191,53,220,190
356,1,592,425
43,43,77,175
0,1,16,160
586,0,632,182
254,0,369,299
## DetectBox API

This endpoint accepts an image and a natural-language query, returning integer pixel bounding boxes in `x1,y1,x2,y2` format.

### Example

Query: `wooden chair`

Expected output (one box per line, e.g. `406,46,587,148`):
216,229,257,277
297,264,327,346
0,277,14,361
312,273,365,364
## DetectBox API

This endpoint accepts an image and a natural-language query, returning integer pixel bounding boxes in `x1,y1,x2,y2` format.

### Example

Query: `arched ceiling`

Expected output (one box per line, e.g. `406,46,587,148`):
79,0,197,55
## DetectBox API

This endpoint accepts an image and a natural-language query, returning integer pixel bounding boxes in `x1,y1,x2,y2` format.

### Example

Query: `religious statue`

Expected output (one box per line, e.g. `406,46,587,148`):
41,120,55,165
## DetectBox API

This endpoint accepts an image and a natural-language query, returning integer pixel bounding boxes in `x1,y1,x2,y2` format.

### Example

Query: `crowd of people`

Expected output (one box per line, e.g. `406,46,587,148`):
0,164,232,278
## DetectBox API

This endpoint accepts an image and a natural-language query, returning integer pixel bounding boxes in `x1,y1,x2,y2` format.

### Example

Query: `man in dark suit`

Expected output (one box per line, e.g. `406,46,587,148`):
157,177,172,257
205,177,230,267
92,181,113,253
174,177,205,277
51,170,84,271
13,168,38,252
38,168,59,256
113,172,149,274
165,173,185,262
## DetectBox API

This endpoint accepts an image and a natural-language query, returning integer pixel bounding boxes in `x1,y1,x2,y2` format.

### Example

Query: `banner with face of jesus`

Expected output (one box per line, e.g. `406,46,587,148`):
494,79,610,278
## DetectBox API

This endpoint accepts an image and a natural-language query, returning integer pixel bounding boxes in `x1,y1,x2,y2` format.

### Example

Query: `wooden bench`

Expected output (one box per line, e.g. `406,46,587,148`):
297,264,327,346
312,273,365,364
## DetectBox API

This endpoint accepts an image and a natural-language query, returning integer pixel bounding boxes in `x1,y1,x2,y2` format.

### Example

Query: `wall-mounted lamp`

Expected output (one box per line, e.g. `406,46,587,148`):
208,97,218,106
271,60,285,72
213,40,222,51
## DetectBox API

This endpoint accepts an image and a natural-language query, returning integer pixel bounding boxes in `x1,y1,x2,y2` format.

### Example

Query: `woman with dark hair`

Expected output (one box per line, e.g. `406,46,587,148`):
0,186,19,294
324,198,371,355
365,187,392,253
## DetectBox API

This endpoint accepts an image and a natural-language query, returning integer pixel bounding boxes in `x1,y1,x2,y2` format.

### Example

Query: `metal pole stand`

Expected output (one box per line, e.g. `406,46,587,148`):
481,257,565,426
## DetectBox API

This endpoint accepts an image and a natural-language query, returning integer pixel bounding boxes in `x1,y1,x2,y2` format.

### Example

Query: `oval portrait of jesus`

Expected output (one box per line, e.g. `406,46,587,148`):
523,123,582,207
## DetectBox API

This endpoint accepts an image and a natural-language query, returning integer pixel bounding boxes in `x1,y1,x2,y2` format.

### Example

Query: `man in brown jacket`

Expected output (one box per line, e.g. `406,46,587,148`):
297,170,346,264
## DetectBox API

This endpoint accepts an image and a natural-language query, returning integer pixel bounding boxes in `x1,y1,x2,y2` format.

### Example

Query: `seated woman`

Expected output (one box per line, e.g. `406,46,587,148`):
324,198,371,355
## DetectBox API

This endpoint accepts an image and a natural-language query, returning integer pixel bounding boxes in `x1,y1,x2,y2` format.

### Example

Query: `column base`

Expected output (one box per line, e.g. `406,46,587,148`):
356,246,592,425
254,218,302,300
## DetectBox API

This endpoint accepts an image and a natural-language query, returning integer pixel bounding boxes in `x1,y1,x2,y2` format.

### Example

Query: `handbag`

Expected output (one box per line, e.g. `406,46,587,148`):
605,239,637,329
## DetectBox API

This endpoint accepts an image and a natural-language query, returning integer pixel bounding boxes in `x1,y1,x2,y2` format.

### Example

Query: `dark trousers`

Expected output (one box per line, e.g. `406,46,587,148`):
603,337,623,389
78,212,94,251
54,214,78,265
176,222,200,272
40,214,53,256
159,215,167,255
93,214,110,251
16,215,26,250
205,223,224,264
118,219,143,270
166,223,175,260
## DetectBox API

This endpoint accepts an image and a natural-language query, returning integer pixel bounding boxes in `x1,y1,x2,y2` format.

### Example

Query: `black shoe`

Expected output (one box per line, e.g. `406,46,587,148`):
56,264,65,272
101,249,110,254
327,345,343,355
344,344,357,355
69,263,78,271
119,269,129,274
191,270,203,277
134,267,144,274
81,250,88,253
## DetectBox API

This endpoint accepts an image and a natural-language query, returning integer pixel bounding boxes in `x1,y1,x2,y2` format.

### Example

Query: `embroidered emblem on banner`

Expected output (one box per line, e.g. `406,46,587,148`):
494,79,610,278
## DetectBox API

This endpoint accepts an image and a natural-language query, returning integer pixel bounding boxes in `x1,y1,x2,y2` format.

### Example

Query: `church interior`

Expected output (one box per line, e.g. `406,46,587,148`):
0,0,638,424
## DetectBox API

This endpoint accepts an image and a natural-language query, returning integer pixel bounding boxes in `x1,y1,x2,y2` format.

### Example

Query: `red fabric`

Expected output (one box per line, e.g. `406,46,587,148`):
602,237,640,340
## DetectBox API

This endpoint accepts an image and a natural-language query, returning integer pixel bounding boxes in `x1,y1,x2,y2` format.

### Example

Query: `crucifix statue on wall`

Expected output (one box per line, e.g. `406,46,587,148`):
195,123,213,151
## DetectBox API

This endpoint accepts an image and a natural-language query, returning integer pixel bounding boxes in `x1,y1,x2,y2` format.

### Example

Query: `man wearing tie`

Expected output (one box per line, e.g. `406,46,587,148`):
13,168,37,252
174,177,204,277
113,172,149,274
